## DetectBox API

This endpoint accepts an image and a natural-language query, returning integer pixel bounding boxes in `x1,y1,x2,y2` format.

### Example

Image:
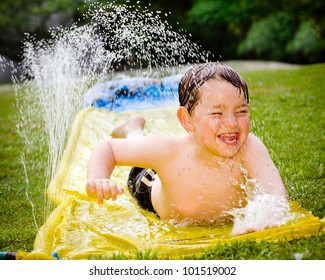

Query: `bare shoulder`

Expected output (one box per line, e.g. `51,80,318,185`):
246,133,264,146
242,133,269,156
239,133,273,169
240,133,287,197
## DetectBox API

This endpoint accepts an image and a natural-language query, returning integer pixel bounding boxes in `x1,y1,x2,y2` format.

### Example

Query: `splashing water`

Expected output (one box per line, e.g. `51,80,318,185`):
230,176,293,235
15,24,111,226
14,1,211,227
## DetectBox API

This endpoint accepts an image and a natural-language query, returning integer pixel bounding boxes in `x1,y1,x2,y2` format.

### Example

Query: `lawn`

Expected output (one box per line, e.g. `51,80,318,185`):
0,63,324,259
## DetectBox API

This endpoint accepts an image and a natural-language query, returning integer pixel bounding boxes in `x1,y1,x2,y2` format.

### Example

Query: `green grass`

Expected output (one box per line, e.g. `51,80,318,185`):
0,87,45,252
0,63,324,259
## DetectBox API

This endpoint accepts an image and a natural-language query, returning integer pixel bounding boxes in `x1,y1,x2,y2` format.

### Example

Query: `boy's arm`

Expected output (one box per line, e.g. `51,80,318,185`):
86,140,123,203
87,141,116,180
242,134,287,198
86,135,175,203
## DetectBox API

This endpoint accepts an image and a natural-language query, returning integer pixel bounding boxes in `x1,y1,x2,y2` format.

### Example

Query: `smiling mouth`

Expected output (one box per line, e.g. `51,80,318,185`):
218,133,239,145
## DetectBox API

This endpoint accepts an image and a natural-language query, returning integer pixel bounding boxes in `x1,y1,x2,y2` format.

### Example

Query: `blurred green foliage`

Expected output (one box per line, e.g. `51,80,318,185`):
188,0,324,63
0,0,86,60
286,20,322,63
238,12,294,61
0,0,324,63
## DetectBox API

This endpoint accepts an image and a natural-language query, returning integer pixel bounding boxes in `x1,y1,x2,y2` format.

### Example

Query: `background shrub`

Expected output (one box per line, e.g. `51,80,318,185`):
285,21,322,63
237,13,294,61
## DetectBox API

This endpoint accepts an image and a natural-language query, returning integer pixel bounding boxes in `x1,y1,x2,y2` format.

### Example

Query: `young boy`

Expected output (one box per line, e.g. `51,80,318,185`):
86,62,287,226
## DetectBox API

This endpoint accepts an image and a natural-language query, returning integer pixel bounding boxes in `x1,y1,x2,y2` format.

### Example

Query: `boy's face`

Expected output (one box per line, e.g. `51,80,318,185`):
190,79,250,158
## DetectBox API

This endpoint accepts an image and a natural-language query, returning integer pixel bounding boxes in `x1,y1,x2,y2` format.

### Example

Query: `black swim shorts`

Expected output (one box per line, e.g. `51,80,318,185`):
127,167,157,214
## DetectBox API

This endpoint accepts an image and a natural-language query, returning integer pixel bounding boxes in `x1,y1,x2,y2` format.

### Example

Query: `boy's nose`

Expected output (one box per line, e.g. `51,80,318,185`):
223,114,237,128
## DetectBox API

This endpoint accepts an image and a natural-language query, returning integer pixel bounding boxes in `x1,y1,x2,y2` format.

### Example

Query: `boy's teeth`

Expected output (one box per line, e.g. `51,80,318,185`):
219,133,238,143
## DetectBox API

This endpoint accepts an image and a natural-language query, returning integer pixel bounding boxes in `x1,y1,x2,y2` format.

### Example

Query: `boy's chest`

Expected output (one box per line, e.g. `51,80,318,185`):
165,160,246,205
178,163,244,195
172,156,244,185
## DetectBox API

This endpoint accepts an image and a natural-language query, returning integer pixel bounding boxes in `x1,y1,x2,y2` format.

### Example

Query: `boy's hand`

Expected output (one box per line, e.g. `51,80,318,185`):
86,179,124,204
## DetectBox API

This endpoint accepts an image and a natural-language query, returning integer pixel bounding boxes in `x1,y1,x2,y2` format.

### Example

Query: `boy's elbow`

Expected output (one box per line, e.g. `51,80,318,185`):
92,141,113,155
90,140,116,164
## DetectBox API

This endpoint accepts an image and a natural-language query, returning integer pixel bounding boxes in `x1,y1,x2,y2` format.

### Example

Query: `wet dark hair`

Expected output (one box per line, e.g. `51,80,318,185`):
178,62,249,115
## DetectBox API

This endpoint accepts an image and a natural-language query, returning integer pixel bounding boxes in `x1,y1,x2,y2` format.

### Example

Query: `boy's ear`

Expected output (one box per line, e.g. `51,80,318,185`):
177,106,194,132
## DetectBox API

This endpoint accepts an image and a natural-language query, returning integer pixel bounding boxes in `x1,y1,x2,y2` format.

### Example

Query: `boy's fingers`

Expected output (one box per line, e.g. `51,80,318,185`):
96,181,104,204
102,180,111,200
117,187,124,195
109,181,118,201
87,180,95,192
86,179,123,203
86,180,97,198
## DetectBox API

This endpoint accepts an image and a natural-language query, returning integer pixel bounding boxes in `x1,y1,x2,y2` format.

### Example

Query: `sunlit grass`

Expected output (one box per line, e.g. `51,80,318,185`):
0,63,324,258
0,88,44,252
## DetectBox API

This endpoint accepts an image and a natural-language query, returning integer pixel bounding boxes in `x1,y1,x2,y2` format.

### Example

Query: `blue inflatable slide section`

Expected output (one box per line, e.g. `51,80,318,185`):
83,74,182,112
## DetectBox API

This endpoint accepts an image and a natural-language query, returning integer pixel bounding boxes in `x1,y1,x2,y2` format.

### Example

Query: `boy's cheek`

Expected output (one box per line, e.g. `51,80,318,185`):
207,118,222,127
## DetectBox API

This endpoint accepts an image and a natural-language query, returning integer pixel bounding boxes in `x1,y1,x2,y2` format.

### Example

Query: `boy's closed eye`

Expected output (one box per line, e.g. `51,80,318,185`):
210,111,223,116
235,105,250,115
209,111,223,118
236,109,249,114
